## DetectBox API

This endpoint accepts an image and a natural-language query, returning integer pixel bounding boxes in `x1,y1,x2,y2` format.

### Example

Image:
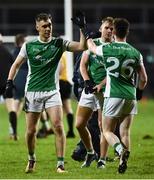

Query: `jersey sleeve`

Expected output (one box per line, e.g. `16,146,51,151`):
96,45,103,56
63,39,71,51
18,42,27,58
139,54,143,65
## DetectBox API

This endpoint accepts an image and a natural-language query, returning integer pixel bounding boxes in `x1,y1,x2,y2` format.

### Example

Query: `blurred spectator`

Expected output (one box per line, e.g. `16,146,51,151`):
8,34,27,140
59,52,75,138
0,33,17,140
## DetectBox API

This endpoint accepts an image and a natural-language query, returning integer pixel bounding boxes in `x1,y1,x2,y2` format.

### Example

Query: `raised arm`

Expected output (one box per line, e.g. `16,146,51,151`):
70,11,101,52
68,11,89,52
80,51,96,94
67,30,86,52
87,39,97,54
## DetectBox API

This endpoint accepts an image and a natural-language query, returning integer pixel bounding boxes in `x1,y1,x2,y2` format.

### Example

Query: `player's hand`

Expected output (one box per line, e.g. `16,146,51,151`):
93,84,102,93
81,28,102,40
90,31,101,39
136,88,143,101
5,80,14,98
93,79,106,93
84,80,96,94
71,11,86,29
86,31,101,39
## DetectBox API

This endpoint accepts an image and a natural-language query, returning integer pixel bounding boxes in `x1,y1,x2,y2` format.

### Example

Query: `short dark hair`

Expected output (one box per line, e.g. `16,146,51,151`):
102,17,114,24
113,18,130,38
35,13,52,22
15,34,26,46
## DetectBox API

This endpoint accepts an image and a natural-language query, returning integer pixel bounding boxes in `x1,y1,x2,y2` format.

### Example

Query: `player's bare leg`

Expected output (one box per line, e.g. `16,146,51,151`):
25,112,40,173
120,115,133,150
76,106,93,151
76,106,98,167
47,105,66,173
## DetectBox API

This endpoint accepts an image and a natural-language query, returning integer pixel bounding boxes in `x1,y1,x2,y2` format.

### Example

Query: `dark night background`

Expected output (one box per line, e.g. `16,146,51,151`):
0,0,154,97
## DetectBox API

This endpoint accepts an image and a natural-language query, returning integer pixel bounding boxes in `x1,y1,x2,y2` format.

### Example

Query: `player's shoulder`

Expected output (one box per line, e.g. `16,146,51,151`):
93,38,107,46
52,36,62,41
126,42,141,56
25,37,40,46
51,36,64,47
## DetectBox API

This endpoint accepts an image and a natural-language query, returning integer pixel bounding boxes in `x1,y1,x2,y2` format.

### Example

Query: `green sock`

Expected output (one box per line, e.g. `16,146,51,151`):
28,153,36,161
100,157,106,161
57,157,64,167
57,157,64,161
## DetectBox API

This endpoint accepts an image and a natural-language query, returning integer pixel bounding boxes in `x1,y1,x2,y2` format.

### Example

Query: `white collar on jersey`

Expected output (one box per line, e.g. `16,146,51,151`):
114,41,127,44
37,36,52,43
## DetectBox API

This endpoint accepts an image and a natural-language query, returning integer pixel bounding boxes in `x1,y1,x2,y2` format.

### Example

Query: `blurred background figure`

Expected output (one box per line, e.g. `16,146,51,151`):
8,33,27,140
36,111,54,138
12,34,27,116
0,33,16,140
59,52,75,138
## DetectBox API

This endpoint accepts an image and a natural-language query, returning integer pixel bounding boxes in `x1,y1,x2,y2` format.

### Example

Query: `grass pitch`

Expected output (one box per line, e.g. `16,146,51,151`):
0,99,154,179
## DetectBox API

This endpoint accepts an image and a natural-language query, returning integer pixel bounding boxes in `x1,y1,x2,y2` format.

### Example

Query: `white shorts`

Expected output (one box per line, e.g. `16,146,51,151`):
24,90,62,112
103,97,137,117
79,89,104,111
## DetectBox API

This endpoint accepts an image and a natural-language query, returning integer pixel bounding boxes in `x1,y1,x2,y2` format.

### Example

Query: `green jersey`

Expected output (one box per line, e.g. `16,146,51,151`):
19,37,69,92
96,42,143,99
87,38,107,92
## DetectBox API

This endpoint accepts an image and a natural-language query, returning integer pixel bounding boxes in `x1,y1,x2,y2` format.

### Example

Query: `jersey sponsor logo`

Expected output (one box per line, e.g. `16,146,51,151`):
50,45,56,51
33,48,41,53
33,45,55,54
112,46,131,51
35,55,42,60
35,55,51,64
42,45,55,51
96,59,104,66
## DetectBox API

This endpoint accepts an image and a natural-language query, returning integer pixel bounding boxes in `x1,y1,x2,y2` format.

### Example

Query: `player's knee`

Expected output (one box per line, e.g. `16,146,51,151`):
120,128,129,138
53,124,64,136
26,127,37,137
121,133,129,141
75,117,86,130
75,121,82,129
103,129,110,139
75,121,83,130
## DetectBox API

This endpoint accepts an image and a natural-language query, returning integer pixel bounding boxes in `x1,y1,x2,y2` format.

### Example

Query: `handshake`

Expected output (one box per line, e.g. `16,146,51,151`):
71,11,101,40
